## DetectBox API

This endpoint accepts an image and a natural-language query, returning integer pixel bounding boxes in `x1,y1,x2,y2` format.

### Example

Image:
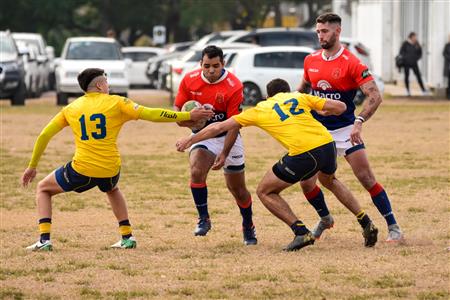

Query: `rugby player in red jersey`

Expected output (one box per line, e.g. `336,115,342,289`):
298,13,403,245
174,45,256,245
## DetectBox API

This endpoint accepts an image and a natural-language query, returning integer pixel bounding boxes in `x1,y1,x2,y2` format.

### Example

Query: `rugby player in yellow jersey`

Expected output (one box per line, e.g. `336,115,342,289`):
176,78,346,251
21,68,213,251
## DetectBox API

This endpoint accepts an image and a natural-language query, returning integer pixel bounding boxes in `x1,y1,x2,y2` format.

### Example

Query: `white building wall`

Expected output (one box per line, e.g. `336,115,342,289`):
332,0,450,90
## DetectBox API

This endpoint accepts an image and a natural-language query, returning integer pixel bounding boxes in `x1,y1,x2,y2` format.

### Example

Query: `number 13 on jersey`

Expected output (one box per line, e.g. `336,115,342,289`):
79,113,107,140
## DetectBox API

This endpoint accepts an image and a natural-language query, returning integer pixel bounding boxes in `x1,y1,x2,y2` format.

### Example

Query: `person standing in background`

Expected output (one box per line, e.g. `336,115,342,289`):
443,34,450,99
399,32,429,96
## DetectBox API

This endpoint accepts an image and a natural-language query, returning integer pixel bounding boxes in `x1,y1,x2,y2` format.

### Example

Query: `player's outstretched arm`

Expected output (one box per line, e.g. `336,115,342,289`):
176,118,241,152
22,121,64,187
139,107,213,123
322,99,347,115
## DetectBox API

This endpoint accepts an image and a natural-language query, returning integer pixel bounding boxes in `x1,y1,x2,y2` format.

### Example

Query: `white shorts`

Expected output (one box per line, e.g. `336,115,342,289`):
329,124,365,156
190,134,245,173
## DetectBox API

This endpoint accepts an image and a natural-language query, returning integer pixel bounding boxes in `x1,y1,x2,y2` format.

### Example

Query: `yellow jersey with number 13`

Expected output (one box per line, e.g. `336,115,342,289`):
51,93,143,178
233,92,332,156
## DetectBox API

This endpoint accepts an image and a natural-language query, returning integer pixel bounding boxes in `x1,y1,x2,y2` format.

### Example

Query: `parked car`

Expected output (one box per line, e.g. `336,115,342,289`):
164,41,194,53
167,43,260,95
55,37,128,105
15,40,41,97
121,46,165,87
0,31,27,105
222,27,320,49
224,46,315,105
12,33,52,92
192,30,248,48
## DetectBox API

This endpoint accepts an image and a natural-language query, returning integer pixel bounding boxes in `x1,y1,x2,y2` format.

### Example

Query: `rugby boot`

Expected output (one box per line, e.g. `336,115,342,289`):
110,236,137,249
284,232,315,252
311,215,334,239
26,240,53,251
363,221,378,247
386,224,404,242
194,218,211,236
243,225,257,245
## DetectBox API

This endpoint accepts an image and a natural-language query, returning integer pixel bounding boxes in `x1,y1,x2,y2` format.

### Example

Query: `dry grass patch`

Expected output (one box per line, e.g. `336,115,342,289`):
0,92,449,299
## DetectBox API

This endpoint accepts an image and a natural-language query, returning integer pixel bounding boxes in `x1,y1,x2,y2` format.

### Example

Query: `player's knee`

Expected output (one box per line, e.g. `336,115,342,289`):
355,171,375,188
318,173,335,189
36,179,52,193
190,166,207,181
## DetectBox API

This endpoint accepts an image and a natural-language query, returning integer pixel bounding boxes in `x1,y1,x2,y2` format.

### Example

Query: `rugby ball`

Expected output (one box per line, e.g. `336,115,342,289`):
181,100,202,112
181,100,207,130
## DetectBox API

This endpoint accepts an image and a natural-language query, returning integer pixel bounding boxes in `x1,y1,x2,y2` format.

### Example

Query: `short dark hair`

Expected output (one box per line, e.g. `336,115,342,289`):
266,79,291,97
408,32,416,39
316,13,341,25
77,68,105,92
201,45,224,61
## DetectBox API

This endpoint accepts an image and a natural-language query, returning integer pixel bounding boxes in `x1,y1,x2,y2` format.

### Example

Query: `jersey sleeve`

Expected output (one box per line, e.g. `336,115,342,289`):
28,113,66,168
232,108,258,127
226,86,244,117
301,94,327,111
350,58,374,87
138,107,190,122
118,96,144,121
174,77,190,109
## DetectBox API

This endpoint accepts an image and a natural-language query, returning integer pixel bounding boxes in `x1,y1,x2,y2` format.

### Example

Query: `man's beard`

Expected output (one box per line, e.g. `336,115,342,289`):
321,33,337,49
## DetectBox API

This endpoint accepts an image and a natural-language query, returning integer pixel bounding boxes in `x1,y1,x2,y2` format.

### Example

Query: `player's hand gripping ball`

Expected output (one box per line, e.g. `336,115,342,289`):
181,100,209,130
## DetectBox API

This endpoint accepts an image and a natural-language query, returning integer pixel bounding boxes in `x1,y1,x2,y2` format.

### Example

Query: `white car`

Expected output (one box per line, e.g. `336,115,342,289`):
121,46,165,87
224,46,315,105
167,43,260,94
12,33,52,92
15,41,41,97
55,37,129,105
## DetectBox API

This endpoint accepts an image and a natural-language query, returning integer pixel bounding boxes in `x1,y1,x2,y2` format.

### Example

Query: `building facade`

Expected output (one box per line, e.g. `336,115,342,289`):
333,0,449,93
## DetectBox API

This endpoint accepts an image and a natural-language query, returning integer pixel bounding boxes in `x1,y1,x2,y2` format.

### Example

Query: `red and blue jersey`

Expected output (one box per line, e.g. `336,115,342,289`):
303,47,373,130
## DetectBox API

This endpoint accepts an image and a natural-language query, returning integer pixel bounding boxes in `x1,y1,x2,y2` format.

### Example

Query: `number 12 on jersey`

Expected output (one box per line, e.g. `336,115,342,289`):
79,113,107,140
272,98,304,121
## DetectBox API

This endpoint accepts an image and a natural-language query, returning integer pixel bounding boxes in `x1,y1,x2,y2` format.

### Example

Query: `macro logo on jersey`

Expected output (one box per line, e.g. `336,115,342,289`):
317,80,332,90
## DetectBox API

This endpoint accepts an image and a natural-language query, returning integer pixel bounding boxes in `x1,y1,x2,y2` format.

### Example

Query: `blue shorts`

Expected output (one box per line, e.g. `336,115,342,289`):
272,142,337,184
55,162,120,193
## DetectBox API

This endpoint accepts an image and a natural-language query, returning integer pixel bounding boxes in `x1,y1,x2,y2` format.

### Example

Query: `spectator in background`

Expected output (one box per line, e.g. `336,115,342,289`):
443,34,450,99
399,32,428,96
106,29,125,47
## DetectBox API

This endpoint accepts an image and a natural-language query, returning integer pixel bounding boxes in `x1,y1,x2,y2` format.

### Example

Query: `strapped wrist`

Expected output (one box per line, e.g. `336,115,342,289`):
355,116,365,123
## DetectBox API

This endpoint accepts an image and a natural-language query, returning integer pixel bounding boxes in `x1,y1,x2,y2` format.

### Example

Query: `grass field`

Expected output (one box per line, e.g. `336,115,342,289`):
1,91,449,299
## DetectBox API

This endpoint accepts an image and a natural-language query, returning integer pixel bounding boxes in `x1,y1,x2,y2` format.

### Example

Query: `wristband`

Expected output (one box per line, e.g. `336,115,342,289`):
355,116,365,123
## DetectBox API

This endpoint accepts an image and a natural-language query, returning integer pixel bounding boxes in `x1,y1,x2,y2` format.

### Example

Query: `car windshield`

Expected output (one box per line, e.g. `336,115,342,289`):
0,36,16,54
66,41,122,60
14,38,44,54
180,50,202,62
123,52,157,62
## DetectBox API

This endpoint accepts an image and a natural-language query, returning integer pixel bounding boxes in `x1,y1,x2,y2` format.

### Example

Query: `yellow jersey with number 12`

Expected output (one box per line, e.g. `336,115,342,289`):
50,93,144,177
233,92,333,156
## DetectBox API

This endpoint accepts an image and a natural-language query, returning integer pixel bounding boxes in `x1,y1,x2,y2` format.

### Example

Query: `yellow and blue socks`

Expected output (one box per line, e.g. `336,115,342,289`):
290,220,309,236
304,185,330,218
190,182,209,219
119,219,132,239
368,182,397,226
39,218,51,242
237,196,254,228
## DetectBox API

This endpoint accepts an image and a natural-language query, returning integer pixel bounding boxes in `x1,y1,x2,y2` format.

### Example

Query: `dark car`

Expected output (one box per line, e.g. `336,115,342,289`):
222,27,320,49
0,31,27,105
